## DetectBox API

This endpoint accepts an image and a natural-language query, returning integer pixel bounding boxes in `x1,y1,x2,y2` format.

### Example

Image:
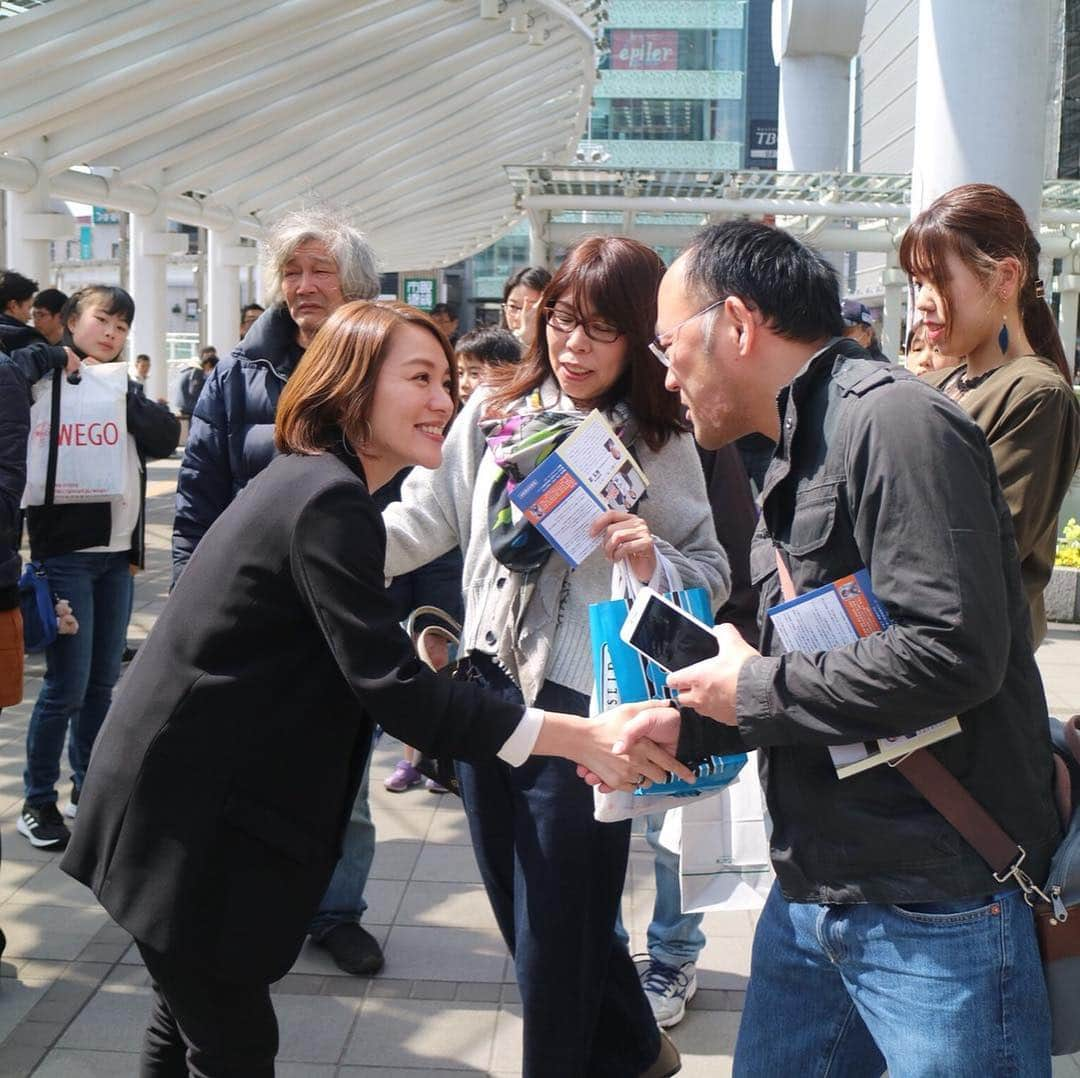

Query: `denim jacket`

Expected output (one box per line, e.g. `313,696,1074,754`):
684,338,1060,904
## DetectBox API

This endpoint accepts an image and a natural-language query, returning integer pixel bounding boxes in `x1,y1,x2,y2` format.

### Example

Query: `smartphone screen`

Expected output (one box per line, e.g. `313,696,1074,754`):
628,597,719,672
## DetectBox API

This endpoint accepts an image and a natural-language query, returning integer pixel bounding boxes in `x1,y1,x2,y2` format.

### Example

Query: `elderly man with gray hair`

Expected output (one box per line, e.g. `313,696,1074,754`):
171,207,387,977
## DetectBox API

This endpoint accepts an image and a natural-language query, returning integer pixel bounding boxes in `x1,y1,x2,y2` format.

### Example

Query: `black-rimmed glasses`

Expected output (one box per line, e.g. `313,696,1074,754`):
544,305,622,344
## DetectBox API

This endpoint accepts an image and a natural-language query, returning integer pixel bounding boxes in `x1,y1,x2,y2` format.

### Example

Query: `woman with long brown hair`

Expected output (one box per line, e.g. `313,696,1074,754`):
901,183,1080,645
383,237,729,1078
60,300,683,1076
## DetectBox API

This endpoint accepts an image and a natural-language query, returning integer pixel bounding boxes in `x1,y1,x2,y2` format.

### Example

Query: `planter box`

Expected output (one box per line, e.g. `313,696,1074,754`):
1047,566,1080,623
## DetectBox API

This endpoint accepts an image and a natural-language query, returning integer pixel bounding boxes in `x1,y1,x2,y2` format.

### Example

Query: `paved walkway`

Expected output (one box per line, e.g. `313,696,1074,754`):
1,456,1078,1076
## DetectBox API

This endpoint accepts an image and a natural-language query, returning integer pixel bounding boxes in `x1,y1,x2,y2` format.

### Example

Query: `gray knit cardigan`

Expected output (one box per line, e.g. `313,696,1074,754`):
383,384,731,705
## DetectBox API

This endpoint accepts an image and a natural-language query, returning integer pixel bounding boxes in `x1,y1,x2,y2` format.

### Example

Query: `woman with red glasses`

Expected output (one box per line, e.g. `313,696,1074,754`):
383,236,729,1078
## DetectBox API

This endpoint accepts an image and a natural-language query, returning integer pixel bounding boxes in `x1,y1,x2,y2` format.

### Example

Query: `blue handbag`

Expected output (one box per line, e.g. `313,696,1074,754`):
18,561,57,652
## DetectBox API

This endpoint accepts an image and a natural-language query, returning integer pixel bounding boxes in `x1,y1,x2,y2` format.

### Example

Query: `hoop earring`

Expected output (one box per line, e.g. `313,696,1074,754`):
998,316,1009,355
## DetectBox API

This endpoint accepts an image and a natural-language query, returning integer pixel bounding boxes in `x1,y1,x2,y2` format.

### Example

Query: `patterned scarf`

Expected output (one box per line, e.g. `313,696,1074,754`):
480,389,634,572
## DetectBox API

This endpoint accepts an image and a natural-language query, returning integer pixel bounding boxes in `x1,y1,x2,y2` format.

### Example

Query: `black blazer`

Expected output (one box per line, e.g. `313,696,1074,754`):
61,446,523,984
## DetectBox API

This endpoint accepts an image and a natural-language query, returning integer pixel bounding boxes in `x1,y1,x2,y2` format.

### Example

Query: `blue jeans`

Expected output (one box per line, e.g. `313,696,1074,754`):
24,551,133,806
734,882,1051,1077
456,657,659,1078
308,738,375,939
616,812,706,967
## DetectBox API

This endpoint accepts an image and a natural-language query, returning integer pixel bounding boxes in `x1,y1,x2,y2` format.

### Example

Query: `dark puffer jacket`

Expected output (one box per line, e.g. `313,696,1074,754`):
0,344,69,605
172,306,303,580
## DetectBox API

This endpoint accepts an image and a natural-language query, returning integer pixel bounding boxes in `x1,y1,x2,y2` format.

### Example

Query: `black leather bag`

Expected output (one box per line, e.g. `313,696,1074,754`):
407,606,463,797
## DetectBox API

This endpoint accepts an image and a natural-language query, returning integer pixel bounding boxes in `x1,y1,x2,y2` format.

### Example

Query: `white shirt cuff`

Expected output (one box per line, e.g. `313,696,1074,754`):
497,706,545,766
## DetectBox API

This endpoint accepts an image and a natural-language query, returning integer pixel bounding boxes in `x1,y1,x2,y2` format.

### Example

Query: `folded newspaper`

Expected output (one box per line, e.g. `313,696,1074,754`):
509,410,648,568
767,568,961,778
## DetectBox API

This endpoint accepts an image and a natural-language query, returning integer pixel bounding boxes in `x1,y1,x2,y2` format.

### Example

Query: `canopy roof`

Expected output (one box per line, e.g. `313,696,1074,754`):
0,0,603,268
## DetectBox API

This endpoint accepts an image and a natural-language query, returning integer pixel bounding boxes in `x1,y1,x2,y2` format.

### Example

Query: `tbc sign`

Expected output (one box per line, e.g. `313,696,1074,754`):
610,30,678,70
748,120,778,169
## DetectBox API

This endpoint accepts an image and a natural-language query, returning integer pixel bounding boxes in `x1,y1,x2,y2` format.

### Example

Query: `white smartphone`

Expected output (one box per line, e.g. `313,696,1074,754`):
619,587,720,673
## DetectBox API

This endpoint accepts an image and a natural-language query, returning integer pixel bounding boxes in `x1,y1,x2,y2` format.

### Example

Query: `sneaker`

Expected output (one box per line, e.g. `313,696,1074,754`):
639,956,697,1029
16,801,71,850
640,1029,681,1077
384,760,422,792
63,782,80,819
425,777,449,794
315,923,384,975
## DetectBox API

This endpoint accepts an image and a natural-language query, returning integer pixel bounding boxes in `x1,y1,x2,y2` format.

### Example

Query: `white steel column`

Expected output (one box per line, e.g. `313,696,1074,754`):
527,209,549,268
3,138,71,285
911,0,1052,222
772,0,866,172
881,262,906,359
129,191,186,403
208,228,258,355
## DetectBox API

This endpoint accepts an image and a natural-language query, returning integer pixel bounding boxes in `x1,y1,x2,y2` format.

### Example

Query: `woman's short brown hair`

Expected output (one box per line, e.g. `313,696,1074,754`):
275,300,457,455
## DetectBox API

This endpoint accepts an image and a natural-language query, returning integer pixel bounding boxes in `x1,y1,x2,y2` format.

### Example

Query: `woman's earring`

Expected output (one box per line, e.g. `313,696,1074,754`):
998,316,1009,355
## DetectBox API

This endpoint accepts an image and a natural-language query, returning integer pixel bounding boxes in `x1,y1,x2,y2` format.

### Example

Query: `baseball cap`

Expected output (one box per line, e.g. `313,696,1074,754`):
841,299,874,327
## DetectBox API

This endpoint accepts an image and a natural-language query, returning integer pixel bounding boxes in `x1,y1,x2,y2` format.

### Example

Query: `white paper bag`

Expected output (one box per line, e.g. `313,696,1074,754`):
665,751,775,913
23,365,128,505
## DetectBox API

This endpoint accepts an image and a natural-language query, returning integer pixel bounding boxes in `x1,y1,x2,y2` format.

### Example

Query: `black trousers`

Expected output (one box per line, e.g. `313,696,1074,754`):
136,942,277,1078
456,660,660,1078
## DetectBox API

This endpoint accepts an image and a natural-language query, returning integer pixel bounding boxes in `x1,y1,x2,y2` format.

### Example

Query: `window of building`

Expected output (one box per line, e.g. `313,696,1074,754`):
591,97,744,142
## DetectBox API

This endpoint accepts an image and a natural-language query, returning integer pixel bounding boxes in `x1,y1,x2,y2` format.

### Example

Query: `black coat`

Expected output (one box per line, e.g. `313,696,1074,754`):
60,446,523,984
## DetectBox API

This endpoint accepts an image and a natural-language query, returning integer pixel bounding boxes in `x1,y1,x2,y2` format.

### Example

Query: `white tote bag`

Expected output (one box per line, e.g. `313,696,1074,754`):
23,365,128,506
660,752,775,913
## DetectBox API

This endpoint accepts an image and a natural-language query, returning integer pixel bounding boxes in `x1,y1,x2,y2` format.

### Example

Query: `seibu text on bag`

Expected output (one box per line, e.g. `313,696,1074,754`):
23,365,128,506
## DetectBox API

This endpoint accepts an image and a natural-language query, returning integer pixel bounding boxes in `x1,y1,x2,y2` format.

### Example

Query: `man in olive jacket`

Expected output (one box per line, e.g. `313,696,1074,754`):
634,221,1059,1074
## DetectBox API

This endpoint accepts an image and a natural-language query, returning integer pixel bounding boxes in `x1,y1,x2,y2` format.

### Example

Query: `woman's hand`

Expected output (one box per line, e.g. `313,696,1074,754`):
534,702,690,791
54,598,78,636
590,510,657,583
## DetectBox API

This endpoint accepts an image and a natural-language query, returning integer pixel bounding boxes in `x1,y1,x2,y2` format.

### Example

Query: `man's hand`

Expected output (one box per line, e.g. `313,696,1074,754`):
663,622,759,726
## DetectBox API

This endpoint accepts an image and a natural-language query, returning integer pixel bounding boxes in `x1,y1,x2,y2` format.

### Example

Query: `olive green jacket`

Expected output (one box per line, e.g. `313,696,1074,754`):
923,355,1080,645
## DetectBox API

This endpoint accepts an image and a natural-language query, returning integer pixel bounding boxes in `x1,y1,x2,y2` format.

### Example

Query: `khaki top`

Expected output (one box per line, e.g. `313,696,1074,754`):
923,355,1080,645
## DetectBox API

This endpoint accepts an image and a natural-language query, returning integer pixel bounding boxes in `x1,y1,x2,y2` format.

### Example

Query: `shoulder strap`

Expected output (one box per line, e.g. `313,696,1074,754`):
44,373,62,507
774,543,1046,904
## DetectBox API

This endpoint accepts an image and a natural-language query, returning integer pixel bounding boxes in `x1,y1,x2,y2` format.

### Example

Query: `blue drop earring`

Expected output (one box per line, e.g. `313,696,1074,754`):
998,317,1009,355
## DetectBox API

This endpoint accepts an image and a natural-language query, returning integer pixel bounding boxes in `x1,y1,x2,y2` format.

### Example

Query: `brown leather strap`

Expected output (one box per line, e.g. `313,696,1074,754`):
774,548,797,602
894,749,1022,877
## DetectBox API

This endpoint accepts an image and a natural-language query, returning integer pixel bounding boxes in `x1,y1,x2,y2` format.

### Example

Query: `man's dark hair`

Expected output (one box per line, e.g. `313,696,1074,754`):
241,303,264,318
683,222,843,342
431,302,458,320
455,325,522,366
136,353,151,364
32,287,68,314
0,269,39,309
199,346,217,361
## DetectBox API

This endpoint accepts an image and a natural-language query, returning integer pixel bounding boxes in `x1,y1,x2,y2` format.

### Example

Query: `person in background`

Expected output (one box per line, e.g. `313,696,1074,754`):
172,206,389,979
134,353,151,387
617,438,760,1030
841,298,889,361
31,288,68,346
903,183,1080,647
454,324,522,406
175,352,216,443
501,266,551,350
902,320,958,376
384,235,730,1078
239,303,265,339
61,299,684,1077
19,286,179,851
430,301,459,345
0,269,44,352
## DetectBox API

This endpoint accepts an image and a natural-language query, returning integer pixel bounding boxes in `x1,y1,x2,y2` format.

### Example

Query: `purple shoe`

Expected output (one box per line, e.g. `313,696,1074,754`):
384,760,423,792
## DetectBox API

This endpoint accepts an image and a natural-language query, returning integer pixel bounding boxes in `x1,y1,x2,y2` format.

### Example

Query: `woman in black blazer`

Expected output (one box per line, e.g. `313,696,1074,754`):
60,301,685,1077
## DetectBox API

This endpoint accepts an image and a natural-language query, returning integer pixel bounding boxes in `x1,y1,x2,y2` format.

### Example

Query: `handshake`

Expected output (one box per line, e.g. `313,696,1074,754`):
536,700,694,794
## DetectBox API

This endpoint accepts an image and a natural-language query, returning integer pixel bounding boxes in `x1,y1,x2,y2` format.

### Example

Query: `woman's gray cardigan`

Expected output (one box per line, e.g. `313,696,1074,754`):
383,386,730,705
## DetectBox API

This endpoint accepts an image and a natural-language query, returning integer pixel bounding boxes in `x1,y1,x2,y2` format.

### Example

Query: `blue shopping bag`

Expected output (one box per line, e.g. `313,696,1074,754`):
588,584,747,802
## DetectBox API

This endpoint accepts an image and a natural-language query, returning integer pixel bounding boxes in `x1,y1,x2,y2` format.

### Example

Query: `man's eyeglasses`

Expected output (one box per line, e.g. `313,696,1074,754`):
544,305,622,344
648,297,729,367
